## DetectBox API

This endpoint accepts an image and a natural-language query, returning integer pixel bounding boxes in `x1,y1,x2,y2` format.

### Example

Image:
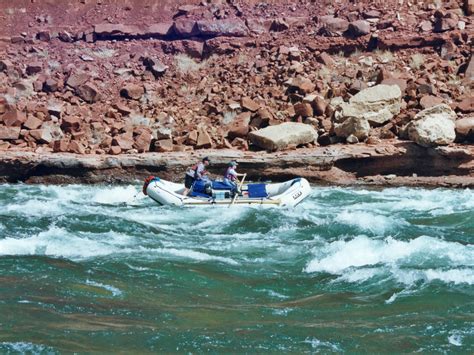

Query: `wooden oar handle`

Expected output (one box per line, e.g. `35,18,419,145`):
230,174,247,206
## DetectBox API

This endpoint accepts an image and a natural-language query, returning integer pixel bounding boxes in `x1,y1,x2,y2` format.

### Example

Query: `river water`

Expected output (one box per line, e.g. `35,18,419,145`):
0,184,473,353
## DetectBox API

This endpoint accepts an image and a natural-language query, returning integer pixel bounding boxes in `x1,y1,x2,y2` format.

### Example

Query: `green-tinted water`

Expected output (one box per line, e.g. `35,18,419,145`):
0,184,473,353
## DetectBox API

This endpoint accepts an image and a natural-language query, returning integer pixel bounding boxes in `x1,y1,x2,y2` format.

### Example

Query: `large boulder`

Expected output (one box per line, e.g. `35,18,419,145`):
348,20,371,36
196,128,213,149
227,112,251,139
120,84,144,100
334,116,370,141
319,16,349,36
76,83,100,103
288,77,315,94
270,18,290,32
0,126,20,140
133,132,152,152
2,109,26,127
26,62,42,76
66,71,90,89
173,20,199,37
248,122,317,151
142,57,168,77
455,117,474,142
29,121,63,144
407,104,456,147
338,84,402,126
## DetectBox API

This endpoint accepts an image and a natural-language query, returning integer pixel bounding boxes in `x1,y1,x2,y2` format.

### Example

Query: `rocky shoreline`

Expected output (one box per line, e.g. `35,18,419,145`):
1,139,473,188
0,1,473,187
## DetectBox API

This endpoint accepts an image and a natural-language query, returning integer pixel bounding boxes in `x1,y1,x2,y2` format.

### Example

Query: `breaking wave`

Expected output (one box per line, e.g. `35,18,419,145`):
1,184,473,286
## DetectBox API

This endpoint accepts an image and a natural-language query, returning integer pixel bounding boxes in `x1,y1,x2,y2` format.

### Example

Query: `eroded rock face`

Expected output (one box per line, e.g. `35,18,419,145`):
407,104,456,147
248,122,317,151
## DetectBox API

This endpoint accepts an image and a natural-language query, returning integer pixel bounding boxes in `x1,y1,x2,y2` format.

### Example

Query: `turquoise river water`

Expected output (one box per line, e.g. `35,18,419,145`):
0,184,473,353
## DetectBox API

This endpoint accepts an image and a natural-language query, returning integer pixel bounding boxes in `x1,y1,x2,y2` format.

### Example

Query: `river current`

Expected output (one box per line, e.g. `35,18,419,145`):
0,184,473,353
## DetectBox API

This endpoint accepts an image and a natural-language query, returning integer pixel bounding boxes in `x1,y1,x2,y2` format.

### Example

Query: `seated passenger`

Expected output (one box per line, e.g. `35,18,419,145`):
223,161,245,192
183,157,210,196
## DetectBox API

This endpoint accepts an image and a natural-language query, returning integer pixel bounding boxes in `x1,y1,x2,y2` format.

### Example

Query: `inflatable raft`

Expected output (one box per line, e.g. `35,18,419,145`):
143,176,311,207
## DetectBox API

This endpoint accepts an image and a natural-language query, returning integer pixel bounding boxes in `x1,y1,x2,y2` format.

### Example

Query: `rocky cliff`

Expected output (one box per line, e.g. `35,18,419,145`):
0,0,472,184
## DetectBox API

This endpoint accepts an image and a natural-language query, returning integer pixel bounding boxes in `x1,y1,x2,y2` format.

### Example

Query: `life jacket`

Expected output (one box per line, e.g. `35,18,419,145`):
224,167,236,181
142,175,156,195
188,163,207,179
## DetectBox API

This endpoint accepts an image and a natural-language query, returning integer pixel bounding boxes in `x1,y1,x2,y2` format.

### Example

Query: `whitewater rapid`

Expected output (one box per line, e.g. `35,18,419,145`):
0,183,473,352
1,184,472,287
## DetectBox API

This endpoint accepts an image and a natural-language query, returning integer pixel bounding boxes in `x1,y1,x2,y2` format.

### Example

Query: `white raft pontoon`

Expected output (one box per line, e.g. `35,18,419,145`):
144,177,311,207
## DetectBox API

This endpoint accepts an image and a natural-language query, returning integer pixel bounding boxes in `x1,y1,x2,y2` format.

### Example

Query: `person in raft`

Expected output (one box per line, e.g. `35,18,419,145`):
183,157,210,196
223,160,245,192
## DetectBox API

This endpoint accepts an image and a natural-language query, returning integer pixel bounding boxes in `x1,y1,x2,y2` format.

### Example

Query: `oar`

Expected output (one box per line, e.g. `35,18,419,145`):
229,173,247,207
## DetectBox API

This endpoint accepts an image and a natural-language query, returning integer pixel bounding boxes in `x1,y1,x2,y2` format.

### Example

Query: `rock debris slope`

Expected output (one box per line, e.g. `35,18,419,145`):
0,0,472,183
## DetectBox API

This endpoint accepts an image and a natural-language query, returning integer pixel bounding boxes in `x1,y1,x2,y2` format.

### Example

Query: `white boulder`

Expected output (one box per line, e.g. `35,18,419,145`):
407,104,456,147
334,116,370,141
248,122,317,151
344,84,402,126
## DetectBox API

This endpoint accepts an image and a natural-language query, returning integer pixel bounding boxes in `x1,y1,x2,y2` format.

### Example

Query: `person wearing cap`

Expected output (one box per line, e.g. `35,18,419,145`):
223,160,245,192
183,157,210,196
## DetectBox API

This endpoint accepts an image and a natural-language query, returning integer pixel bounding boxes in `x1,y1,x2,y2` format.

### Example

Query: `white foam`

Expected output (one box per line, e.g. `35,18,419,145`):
144,247,239,265
125,263,150,271
0,226,132,259
271,307,293,316
6,185,147,217
381,187,474,215
0,342,53,353
305,235,474,275
5,199,64,217
393,268,474,285
334,268,380,283
448,334,463,346
336,210,399,234
385,288,416,304
91,185,142,205
86,280,123,297
314,187,474,216
303,338,342,351
266,289,288,299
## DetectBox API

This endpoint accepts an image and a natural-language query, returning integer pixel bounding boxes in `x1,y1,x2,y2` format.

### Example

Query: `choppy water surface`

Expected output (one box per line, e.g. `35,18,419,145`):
0,184,473,353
